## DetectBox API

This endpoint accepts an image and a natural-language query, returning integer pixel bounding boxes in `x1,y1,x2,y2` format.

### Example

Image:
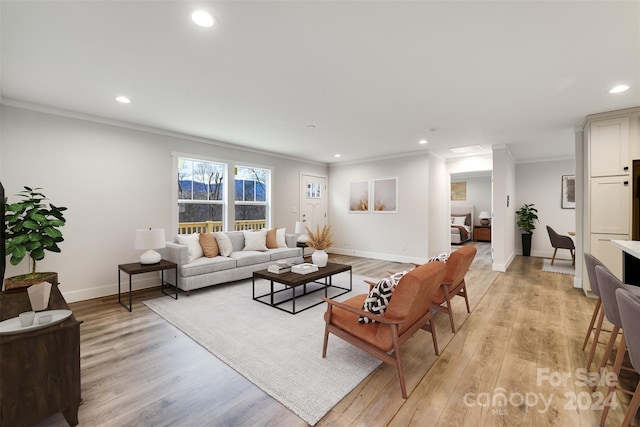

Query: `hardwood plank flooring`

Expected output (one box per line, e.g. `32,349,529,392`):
31,242,637,426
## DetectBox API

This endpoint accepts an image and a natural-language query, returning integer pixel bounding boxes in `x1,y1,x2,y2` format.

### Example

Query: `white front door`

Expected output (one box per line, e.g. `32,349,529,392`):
300,174,327,232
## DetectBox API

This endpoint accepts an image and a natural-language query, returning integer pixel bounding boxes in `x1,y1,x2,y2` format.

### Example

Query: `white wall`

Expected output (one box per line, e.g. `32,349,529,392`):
1,105,327,301
428,154,450,255
515,159,576,259
492,146,517,271
329,153,441,264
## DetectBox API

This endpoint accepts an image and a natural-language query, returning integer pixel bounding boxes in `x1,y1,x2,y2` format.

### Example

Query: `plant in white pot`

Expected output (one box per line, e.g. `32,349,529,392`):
305,224,333,268
4,186,67,290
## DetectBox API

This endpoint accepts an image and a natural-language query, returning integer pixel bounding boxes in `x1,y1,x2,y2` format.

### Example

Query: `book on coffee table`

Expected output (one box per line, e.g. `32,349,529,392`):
291,263,319,274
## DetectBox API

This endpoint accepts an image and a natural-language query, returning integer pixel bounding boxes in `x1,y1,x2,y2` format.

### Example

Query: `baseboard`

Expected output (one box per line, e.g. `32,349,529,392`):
60,275,162,303
329,248,425,265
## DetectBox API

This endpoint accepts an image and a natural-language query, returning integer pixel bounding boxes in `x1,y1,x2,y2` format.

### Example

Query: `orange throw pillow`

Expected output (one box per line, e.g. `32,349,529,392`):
265,228,278,249
199,232,219,257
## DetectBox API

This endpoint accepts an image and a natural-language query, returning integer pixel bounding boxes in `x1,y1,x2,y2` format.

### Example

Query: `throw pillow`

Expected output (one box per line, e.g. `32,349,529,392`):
276,227,287,248
177,233,204,263
452,216,466,225
359,271,407,323
265,228,277,249
199,232,219,257
427,252,450,263
243,229,268,251
214,232,233,256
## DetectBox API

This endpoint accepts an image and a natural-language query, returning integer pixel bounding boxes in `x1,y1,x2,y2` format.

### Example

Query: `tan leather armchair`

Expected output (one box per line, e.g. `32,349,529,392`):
431,245,477,333
321,262,446,398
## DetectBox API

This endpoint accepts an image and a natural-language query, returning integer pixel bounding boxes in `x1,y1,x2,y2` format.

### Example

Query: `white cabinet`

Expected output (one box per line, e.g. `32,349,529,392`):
589,234,626,282
589,117,629,177
590,176,630,234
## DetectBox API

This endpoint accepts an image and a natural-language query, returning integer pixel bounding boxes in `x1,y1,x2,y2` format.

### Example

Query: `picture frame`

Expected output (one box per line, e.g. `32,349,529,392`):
349,180,370,213
372,178,398,213
451,181,466,201
561,175,575,209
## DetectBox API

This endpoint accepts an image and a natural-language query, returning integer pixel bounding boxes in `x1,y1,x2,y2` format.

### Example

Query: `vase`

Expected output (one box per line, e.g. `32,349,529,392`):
311,249,328,267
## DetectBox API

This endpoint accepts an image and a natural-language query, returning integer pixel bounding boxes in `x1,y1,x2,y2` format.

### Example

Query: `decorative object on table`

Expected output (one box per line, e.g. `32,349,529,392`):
562,175,576,209
294,221,309,243
3,186,67,290
516,203,539,256
478,211,491,226
135,228,166,264
305,224,333,267
19,311,35,327
291,263,319,274
267,260,296,274
27,281,52,311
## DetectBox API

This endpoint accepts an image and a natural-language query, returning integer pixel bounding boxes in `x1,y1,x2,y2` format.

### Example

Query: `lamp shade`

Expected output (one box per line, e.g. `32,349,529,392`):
135,228,166,264
478,211,490,219
295,221,309,243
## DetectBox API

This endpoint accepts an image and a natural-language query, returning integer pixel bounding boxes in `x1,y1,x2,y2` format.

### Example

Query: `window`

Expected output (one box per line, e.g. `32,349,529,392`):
178,157,226,233
234,166,270,230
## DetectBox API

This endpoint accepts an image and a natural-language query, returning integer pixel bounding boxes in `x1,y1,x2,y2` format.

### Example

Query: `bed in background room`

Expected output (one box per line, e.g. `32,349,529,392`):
451,205,474,244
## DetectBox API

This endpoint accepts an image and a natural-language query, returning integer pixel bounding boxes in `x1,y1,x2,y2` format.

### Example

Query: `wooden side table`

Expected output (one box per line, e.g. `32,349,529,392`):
473,226,492,242
118,259,178,312
0,284,82,427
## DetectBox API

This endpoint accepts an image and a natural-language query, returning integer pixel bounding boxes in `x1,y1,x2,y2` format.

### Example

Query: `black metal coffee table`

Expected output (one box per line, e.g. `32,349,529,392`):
252,262,352,314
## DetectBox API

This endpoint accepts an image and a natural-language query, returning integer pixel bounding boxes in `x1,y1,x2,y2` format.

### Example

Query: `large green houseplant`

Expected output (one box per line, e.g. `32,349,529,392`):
516,203,539,256
4,186,67,288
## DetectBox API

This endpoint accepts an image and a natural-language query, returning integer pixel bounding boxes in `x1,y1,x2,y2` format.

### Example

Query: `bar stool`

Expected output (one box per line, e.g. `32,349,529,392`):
615,288,640,427
583,253,610,370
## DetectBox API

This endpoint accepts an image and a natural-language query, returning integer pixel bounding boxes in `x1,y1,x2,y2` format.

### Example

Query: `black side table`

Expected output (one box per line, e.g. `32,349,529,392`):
118,259,178,312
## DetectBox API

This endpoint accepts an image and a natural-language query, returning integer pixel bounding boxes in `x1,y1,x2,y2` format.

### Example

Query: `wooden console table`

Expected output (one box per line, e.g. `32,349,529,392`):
0,284,82,426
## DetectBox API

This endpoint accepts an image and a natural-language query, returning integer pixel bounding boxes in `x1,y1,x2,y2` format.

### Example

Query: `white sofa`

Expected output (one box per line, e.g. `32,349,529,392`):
159,231,303,295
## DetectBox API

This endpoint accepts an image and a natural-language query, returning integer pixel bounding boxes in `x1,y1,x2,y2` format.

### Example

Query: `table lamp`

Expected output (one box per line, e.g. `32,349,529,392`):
478,211,491,226
295,221,309,243
135,228,166,264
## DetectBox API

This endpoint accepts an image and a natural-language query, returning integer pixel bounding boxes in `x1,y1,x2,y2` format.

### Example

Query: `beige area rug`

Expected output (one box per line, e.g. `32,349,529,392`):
542,258,575,275
143,272,380,426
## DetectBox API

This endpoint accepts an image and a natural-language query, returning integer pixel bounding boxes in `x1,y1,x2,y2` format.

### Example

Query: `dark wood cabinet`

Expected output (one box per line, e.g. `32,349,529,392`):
0,284,81,426
474,226,492,242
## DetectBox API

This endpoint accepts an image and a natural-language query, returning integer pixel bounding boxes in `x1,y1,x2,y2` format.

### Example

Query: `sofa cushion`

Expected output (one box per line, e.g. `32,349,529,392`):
266,228,277,249
199,232,219,257
243,229,268,251
226,231,246,253
177,233,203,263
276,228,287,248
269,247,303,261
180,256,237,277
214,232,233,256
231,250,271,267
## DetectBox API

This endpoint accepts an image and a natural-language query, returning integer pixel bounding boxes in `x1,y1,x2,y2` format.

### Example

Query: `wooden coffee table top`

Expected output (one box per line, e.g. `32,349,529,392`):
253,262,351,287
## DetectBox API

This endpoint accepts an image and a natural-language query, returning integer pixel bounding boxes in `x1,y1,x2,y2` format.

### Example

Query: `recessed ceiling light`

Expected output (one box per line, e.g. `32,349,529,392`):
192,10,214,27
419,139,428,145
307,124,316,130
115,96,131,104
334,154,341,158
609,84,630,94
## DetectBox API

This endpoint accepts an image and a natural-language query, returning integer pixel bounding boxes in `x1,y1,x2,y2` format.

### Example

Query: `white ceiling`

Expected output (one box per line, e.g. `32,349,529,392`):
1,1,638,165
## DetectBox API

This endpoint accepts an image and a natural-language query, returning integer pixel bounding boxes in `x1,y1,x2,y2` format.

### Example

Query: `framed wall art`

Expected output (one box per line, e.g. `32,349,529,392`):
562,175,575,209
349,180,370,213
451,181,466,201
372,178,398,213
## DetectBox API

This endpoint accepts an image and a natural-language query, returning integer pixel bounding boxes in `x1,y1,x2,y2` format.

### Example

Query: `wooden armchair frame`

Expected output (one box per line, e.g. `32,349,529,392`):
321,262,446,398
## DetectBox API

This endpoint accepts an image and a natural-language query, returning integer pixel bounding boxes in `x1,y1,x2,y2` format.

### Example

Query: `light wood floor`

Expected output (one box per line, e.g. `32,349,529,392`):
34,242,636,426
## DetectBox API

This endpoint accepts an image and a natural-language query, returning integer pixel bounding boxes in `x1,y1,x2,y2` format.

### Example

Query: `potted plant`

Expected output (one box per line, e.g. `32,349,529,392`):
516,203,539,257
305,224,333,267
4,186,67,290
